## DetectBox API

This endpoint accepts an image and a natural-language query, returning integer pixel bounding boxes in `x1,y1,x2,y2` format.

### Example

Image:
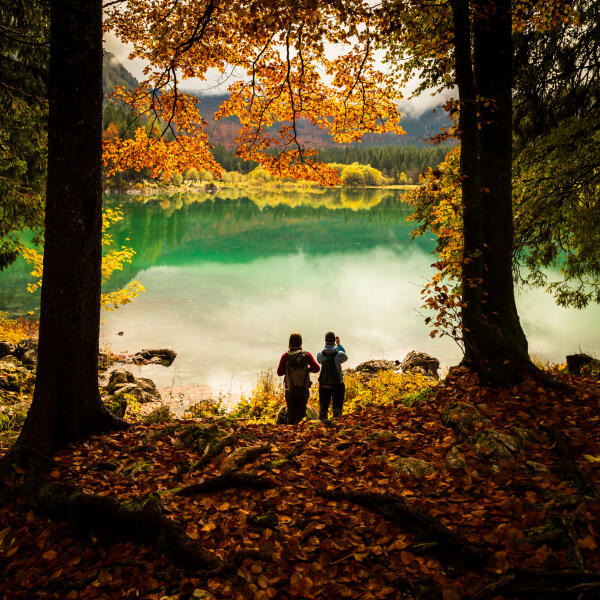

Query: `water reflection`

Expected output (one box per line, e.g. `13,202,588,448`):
0,188,598,398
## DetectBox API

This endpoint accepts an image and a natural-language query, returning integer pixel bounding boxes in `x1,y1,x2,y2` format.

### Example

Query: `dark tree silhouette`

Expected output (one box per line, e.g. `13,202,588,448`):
452,0,530,379
17,0,126,455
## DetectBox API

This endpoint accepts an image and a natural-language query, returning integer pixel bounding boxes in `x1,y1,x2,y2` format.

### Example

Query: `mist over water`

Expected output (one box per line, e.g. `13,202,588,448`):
2,188,599,400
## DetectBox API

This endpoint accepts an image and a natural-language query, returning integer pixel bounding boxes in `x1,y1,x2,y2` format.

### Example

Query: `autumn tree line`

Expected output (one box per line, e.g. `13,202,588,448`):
104,97,452,186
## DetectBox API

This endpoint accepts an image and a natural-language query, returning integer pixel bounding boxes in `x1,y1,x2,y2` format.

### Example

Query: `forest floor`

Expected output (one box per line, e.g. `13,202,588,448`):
1,367,600,600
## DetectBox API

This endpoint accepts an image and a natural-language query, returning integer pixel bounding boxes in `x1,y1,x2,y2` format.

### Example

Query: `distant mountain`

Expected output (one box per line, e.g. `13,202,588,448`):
194,93,450,149
102,54,450,147
103,51,138,99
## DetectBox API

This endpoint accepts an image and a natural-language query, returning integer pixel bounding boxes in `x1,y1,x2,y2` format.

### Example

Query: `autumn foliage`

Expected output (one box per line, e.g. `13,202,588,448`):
102,0,404,183
2,366,599,598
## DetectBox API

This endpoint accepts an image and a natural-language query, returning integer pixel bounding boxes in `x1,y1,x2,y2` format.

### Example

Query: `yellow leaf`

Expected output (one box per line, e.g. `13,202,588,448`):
583,454,600,463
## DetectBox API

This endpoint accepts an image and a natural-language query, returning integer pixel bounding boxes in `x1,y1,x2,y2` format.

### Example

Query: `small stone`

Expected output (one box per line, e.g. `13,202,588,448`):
511,426,534,444
525,460,549,474
393,456,436,478
446,446,466,470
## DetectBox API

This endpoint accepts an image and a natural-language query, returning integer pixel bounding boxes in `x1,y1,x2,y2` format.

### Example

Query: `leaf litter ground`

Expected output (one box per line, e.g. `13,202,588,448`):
1,368,599,599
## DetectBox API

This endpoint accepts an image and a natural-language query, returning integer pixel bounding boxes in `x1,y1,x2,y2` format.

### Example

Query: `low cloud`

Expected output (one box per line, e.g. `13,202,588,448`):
103,32,453,119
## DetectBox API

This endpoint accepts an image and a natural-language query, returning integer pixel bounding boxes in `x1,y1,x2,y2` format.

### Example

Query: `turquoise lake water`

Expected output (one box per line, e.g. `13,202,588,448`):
1,187,599,400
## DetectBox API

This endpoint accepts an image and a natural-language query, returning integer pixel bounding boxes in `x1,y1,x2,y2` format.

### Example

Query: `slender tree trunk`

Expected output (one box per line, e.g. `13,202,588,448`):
17,0,126,455
474,0,529,363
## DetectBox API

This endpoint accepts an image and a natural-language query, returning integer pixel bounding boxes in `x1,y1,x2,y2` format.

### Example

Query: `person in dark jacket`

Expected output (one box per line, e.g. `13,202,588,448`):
316,331,348,420
277,332,320,424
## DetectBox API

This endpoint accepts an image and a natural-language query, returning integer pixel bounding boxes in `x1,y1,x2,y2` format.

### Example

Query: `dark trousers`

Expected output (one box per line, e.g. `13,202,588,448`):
285,387,309,425
319,382,345,420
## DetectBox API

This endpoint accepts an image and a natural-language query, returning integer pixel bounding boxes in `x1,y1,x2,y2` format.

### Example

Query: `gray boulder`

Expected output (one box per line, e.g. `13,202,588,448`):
105,369,161,404
112,383,156,403
177,423,220,452
355,359,398,374
441,401,490,436
14,338,38,366
136,377,161,400
0,355,19,367
473,429,520,463
0,364,25,392
400,351,440,379
393,456,436,478
0,341,16,359
15,338,37,357
133,348,177,367
107,369,136,394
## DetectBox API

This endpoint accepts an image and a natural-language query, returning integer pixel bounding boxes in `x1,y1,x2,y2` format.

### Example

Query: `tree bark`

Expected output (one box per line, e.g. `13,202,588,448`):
474,0,529,367
452,0,532,380
16,0,126,455
451,0,486,363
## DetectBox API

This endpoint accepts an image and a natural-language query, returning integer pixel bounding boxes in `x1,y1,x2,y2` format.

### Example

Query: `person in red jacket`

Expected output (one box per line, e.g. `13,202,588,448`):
277,332,320,424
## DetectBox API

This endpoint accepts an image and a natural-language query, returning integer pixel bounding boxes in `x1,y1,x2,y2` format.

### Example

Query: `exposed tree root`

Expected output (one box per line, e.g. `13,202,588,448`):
31,480,222,570
545,425,597,496
174,471,275,497
191,433,238,471
220,443,272,472
470,568,600,599
318,489,487,566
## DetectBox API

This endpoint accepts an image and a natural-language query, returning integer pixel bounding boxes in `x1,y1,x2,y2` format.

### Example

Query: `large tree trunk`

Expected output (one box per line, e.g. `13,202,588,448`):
451,0,486,365
474,0,529,365
16,0,126,456
451,0,532,381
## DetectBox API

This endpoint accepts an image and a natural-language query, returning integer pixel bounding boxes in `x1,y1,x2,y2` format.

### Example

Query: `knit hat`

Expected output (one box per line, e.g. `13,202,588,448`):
325,331,336,345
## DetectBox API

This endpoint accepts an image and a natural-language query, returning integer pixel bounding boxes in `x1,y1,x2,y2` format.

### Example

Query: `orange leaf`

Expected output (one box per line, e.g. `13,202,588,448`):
577,535,598,551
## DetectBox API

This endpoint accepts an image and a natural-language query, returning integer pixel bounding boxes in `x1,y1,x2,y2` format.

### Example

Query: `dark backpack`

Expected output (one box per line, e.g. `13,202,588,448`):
285,350,310,389
318,350,339,387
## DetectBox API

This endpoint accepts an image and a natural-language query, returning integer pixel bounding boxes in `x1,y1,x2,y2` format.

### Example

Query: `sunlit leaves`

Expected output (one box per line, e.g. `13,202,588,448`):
21,207,145,310
104,0,405,183
407,146,464,345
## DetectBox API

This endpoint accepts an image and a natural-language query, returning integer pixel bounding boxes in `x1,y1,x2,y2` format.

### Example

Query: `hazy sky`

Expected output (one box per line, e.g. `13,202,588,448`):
103,30,452,118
